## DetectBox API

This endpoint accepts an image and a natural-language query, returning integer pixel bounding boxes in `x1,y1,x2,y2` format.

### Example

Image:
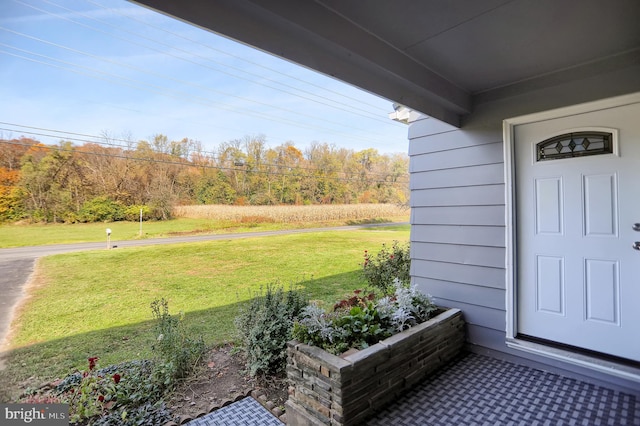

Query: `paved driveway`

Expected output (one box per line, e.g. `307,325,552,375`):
0,257,35,350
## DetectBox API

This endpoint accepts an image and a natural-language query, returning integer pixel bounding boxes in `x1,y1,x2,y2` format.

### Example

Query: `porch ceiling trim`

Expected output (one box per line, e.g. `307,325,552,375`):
131,0,470,127
130,0,640,128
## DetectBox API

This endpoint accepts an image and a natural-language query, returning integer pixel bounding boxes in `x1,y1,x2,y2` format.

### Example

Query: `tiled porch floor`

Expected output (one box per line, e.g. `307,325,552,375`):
369,352,639,426
186,397,283,425
187,352,638,425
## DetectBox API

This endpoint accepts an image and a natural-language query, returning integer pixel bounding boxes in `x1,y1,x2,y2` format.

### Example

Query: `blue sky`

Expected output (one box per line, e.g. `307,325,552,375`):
0,0,410,155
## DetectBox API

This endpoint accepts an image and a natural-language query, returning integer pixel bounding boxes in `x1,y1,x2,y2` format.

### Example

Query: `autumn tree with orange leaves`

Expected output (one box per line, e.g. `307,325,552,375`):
0,135,408,223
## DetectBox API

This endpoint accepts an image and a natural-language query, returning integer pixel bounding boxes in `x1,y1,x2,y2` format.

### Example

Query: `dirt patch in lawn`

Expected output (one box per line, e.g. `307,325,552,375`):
168,344,288,419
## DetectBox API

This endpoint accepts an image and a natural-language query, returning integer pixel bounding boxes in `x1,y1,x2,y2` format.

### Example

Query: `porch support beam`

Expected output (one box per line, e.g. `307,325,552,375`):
130,0,471,127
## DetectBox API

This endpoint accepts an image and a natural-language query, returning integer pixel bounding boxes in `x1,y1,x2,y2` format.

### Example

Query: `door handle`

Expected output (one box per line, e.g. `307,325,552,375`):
634,223,640,232
635,242,640,251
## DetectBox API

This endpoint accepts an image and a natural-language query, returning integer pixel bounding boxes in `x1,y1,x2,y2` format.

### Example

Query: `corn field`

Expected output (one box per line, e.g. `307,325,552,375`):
173,204,409,223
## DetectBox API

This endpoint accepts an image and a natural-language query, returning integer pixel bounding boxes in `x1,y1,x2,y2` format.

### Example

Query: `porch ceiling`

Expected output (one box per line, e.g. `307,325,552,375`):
130,0,640,127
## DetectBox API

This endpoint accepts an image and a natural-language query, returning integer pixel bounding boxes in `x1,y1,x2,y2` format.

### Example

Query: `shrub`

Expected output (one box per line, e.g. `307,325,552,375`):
122,204,152,221
150,298,206,383
293,281,437,355
148,203,172,221
78,196,125,222
235,283,308,377
362,241,411,294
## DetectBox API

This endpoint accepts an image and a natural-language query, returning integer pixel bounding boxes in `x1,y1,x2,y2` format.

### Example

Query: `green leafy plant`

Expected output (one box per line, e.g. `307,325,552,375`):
332,303,391,353
48,300,204,425
93,402,175,426
104,360,163,409
54,358,166,424
122,204,152,221
235,283,308,377
78,196,125,223
362,241,411,294
293,281,437,355
150,298,206,384
64,357,113,423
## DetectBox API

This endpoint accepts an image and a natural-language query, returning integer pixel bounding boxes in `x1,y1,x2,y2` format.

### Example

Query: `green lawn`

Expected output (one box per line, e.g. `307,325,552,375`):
0,219,304,248
0,226,409,394
0,217,409,248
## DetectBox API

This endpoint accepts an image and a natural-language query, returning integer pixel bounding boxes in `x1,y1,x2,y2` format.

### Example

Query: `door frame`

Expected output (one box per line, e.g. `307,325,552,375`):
503,92,640,382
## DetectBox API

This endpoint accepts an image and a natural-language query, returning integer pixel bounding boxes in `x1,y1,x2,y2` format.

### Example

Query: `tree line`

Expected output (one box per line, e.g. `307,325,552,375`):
0,134,409,223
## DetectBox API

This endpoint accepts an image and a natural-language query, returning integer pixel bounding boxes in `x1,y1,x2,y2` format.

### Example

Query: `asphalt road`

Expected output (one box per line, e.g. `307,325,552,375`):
0,258,35,351
0,223,407,349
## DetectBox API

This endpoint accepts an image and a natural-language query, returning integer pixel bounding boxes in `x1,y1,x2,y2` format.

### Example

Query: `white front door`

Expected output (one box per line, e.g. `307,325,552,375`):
514,100,640,362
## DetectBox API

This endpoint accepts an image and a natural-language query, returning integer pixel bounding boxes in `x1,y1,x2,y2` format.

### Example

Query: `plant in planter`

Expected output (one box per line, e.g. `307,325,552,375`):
287,308,465,426
292,281,438,355
287,243,465,426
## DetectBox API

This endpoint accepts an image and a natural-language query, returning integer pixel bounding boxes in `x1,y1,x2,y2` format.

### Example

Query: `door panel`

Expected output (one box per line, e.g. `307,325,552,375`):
584,259,619,324
583,173,618,236
515,102,640,362
535,255,564,315
535,177,563,235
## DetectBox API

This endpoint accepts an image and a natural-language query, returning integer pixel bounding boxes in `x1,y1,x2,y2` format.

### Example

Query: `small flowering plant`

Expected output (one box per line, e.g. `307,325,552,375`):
63,357,122,423
19,300,198,425
292,280,437,355
362,241,411,295
51,357,158,425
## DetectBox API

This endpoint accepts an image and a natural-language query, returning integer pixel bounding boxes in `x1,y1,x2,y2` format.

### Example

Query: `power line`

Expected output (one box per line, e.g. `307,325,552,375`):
0,122,409,179
0,122,410,176
2,0,409,154
0,26,389,137
0,139,409,185
83,0,393,117
14,0,402,129
0,128,410,182
0,44,394,145
0,35,383,143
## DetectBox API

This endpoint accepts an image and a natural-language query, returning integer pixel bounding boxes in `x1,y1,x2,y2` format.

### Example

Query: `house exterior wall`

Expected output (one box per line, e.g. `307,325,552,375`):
408,64,640,394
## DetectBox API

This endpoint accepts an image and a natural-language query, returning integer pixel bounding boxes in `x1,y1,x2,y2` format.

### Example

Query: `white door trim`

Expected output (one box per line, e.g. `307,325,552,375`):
503,92,640,382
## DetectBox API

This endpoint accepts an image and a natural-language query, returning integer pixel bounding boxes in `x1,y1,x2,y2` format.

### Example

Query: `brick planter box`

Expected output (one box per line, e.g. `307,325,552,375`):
286,308,465,426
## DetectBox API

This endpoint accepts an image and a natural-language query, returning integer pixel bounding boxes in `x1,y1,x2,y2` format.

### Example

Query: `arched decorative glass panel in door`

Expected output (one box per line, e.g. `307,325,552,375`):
536,131,613,161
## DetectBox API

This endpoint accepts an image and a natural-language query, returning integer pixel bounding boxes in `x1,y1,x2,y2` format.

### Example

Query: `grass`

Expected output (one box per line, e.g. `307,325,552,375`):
0,226,409,399
0,218,287,248
0,205,409,248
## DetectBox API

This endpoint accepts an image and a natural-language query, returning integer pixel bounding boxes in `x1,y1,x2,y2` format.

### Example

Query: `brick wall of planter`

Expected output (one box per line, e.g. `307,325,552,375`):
286,308,465,425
